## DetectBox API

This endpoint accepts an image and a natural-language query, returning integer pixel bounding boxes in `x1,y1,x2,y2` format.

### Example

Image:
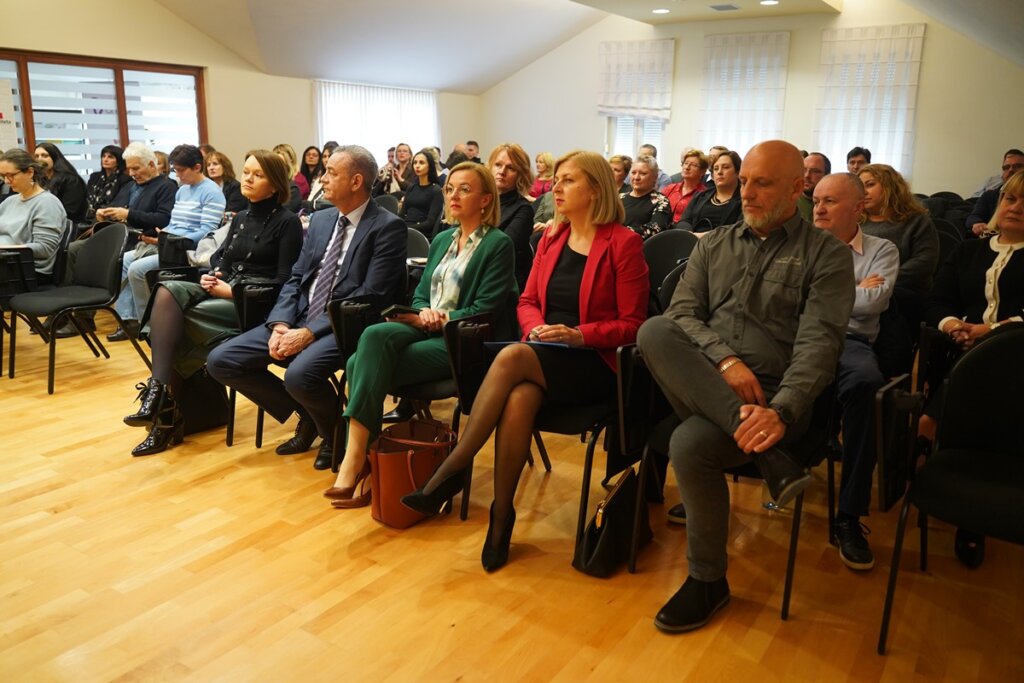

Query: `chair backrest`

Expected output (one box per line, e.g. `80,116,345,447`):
73,222,127,292
48,219,76,287
936,323,1024,454
377,194,400,215
931,190,963,203
642,230,697,293
936,230,959,271
615,344,674,463
326,295,380,356
920,196,949,218
407,228,430,259
231,281,284,331
442,313,494,415
932,217,962,242
658,260,688,314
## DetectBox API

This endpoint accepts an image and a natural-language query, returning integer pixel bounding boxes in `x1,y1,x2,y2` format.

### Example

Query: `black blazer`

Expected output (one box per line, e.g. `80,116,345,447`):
267,199,407,339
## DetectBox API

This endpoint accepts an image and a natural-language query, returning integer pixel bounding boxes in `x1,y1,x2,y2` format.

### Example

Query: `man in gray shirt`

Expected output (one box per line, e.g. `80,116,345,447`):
637,140,854,634
813,173,899,572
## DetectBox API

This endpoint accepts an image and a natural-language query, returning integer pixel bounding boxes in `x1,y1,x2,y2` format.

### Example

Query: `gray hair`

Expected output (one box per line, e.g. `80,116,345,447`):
830,171,866,198
334,145,378,192
122,142,157,166
635,154,659,174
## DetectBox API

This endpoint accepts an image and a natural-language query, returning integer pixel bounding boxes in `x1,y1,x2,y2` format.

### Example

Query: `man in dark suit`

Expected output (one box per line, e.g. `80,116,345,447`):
207,145,406,469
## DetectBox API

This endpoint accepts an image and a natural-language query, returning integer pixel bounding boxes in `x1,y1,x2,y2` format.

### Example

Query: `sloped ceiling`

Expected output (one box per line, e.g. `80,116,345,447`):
154,0,1023,93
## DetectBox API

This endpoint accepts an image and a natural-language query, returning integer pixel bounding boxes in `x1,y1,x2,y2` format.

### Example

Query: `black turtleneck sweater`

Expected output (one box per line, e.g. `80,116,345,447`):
499,190,534,290
211,196,303,282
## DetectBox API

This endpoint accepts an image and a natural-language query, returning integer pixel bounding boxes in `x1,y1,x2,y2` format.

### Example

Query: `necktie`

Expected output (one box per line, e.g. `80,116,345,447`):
307,214,351,320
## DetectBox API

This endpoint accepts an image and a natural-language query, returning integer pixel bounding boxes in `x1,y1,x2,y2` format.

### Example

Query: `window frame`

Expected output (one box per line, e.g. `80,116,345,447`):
0,48,207,152
606,116,664,158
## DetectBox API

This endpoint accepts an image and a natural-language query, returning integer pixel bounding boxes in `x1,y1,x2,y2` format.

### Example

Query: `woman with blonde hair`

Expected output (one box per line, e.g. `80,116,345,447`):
403,150,650,572
859,163,939,335
488,142,535,289
530,151,554,198
273,143,303,212
325,161,518,507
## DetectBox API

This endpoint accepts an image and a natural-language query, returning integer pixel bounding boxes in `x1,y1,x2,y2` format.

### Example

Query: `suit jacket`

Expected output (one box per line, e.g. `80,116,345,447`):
267,199,406,339
412,226,519,340
518,222,649,369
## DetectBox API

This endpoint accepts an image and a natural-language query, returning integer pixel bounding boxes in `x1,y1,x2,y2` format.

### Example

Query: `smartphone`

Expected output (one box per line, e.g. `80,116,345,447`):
382,304,422,318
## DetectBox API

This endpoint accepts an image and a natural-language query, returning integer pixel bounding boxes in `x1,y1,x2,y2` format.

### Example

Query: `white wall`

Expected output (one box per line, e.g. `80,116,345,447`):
479,0,1024,195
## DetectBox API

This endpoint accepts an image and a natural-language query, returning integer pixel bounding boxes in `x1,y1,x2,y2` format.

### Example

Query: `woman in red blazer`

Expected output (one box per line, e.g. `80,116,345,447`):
403,150,649,572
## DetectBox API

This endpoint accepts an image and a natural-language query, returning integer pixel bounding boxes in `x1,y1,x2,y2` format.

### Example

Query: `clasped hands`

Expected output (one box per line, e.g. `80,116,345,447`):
719,356,786,454
528,324,584,346
268,324,314,360
388,308,448,333
199,271,232,299
943,320,992,350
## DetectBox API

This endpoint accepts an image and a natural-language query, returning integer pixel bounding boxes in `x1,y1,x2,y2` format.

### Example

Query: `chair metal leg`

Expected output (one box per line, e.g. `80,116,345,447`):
919,511,929,572
533,431,552,471
110,308,151,370
878,495,913,655
226,388,236,446
827,456,837,546
8,310,16,378
47,319,58,395
781,491,804,621
255,408,265,448
628,445,652,574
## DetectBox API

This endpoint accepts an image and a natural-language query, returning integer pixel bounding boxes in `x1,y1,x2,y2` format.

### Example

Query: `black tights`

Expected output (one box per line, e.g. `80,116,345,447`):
423,344,547,545
148,286,185,387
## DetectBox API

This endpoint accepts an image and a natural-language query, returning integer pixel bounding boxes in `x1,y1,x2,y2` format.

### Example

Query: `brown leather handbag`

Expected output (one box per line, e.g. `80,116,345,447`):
368,418,456,529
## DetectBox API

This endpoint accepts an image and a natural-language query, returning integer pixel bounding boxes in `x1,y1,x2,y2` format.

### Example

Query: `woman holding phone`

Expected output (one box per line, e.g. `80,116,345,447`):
325,161,518,507
123,149,302,456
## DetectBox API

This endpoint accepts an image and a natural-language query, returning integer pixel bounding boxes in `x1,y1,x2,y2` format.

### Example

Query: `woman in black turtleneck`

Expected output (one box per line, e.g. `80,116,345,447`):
488,143,535,289
123,149,303,457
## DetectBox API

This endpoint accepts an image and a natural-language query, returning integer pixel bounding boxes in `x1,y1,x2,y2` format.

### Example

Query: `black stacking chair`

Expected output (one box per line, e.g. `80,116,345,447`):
7,224,151,393
931,217,962,243
223,280,284,447
930,190,963,203
376,194,400,215
658,260,688,314
642,230,697,314
936,230,960,271
879,323,1024,654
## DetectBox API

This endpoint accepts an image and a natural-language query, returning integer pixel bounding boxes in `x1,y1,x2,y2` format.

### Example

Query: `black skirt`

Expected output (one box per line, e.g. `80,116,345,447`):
525,343,616,404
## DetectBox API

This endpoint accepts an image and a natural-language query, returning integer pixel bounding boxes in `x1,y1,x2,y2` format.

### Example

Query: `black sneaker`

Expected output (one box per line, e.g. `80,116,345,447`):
655,575,730,634
667,502,687,525
835,515,874,570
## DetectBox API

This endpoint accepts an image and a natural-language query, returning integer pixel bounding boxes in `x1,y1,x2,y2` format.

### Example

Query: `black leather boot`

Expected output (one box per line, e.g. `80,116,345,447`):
752,446,811,509
132,392,184,456
124,378,166,427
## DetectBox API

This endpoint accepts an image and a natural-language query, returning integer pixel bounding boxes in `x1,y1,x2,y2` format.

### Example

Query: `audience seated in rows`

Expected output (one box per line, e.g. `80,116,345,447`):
812,172,900,571
205,151,247,213
797,152,830,222
374,142,414,197
662,150,709,224
399,148,444,238
124,149,303,456
620,154,671,239
846,146,871,174
639,144,672,190
966,149,1024,236
207,145,407,471
609,154,631,194
109,144,226,341
403,150,650,572
488,143,535,291
681,150,742,234
85,145,131,221
637,140,854,634
0,148,67,285
530,151,553,198
34,142,87,223
298,146,324,201
272,143,304,213
327,161,520,507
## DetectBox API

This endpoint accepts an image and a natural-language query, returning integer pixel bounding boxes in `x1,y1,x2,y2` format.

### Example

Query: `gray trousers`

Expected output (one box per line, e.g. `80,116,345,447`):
636,316,806,581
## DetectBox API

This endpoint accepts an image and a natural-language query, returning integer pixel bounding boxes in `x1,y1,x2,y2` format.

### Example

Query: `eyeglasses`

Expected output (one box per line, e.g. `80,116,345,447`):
0,170,24,181
444,184,477,197
1002,163,1024,172
681,162,702,170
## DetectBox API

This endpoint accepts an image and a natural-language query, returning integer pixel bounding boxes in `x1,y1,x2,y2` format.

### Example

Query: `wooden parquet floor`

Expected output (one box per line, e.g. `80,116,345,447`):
1,313,1022,682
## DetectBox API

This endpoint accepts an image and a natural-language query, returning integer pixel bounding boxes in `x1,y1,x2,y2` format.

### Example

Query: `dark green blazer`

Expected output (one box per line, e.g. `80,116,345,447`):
412,225,519,340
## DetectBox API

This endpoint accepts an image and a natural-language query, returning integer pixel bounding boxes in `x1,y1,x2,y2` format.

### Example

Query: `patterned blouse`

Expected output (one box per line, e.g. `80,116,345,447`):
621,191,673,240
86,170,129,218
430,225,492,312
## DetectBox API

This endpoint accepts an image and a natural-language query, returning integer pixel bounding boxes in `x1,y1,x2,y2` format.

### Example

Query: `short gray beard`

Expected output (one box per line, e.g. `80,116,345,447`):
743,200,789,232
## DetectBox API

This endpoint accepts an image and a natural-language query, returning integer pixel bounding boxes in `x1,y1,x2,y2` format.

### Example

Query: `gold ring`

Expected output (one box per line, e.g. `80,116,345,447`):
759,430,769,439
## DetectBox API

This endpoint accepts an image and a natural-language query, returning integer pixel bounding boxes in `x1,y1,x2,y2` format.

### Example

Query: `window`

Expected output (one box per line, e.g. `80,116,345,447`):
315,80,439,166
0,49,206,178
813,24,925,176
698,32,790,157
607,116,664,158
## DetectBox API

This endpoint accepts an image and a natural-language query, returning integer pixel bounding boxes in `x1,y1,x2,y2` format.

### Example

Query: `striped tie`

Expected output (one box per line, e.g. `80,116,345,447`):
307,214,351,320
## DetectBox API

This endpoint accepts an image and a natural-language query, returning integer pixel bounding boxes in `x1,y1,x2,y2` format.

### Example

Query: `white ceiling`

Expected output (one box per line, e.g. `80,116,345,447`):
154,0,1023,94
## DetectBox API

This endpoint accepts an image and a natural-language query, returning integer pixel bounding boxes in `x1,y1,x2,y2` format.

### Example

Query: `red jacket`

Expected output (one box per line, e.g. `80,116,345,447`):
518,222,649,370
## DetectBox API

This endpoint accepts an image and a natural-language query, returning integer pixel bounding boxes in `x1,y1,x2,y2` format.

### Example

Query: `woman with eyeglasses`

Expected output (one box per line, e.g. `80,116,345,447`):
325,161,518,508
403,150,649,572
662,150,709,224
0,148,67,285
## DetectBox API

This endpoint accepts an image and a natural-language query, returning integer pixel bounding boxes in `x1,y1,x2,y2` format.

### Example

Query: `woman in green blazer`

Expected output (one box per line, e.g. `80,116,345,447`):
325,162,518,507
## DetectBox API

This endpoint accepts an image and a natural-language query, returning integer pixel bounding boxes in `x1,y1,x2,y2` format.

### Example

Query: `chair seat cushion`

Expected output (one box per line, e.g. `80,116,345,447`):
910,448,1024,545
10,286,111,316
535,401,616,435
393,378,457,402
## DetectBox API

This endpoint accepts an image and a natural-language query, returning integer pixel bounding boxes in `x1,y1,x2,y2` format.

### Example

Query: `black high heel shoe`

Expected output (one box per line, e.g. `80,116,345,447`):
481,503,515,572
132,392,184,456
401,467,468,515
124,378,166,427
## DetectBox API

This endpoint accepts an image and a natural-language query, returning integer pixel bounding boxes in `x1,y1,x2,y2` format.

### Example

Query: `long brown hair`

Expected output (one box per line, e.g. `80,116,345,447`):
859,163,926,222
487,143,534,198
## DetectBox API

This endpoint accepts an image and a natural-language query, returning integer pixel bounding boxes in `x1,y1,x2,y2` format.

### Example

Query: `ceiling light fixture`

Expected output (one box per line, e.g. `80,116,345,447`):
760,1,780,6
653,8,671,14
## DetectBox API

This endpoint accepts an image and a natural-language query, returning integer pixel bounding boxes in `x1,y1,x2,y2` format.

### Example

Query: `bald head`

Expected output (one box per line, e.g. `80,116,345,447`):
812,173,866,242
739,140,805,234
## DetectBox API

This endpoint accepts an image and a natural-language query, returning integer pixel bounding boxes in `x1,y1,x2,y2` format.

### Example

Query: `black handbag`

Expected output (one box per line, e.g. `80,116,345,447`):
572,467,652,578
178,367,230,435
158,232,196,267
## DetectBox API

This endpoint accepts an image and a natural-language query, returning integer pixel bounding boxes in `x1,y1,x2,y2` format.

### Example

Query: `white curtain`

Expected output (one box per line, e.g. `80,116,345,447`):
598,40,675,121
698,32,790,157
813,24,926,177
314,80,439,167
